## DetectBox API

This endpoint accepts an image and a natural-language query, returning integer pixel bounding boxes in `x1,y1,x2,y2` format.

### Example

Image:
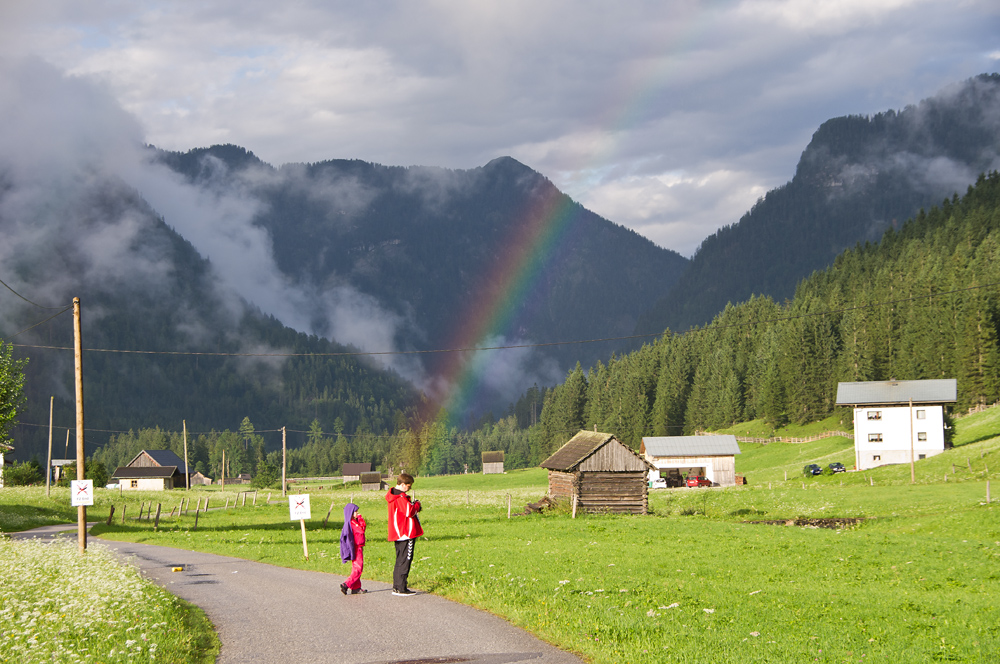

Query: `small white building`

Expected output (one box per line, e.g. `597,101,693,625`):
0,442,11,488
111,449,189,491
836,379,957,471
640,435,741,487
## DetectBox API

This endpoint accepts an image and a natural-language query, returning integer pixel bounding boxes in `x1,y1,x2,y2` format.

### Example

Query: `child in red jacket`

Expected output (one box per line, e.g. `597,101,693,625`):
385,473,422,596
340,503,367,594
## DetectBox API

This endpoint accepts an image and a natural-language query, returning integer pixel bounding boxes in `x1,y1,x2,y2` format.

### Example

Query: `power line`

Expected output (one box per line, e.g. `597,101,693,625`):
2,305,74,341
0,276,69,310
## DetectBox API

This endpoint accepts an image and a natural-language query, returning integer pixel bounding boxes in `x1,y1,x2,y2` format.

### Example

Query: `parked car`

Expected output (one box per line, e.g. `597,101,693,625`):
804,464,823,476
686,475,712,487
828,462,846,473
648,477,668,489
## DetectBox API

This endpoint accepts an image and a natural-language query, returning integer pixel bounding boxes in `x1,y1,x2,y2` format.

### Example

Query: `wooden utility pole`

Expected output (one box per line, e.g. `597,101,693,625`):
221,449,226,490
282,426,287,497
73,298,86,554
46,396,53,497
183,420,190,490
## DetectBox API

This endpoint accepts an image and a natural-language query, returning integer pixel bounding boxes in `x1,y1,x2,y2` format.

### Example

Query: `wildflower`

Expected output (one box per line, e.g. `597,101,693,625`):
703,608,715,613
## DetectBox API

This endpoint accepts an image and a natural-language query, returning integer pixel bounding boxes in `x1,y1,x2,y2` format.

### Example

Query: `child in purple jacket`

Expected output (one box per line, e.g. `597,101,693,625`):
340,503,367,594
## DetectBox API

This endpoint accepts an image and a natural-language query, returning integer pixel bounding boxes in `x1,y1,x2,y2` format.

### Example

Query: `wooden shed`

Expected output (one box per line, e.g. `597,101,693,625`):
482,451,505,474
540,430,654,515
342,463,372,483
360,472,383,491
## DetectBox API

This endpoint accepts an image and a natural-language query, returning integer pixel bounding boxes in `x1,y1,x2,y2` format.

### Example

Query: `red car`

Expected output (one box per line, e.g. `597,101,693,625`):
686,476,711,487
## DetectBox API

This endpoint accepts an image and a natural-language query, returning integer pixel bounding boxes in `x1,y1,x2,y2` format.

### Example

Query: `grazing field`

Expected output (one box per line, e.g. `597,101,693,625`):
3,409,1000,663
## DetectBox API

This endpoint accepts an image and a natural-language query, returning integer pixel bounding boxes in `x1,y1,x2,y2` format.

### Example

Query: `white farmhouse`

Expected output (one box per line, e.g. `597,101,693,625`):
835,379,957,471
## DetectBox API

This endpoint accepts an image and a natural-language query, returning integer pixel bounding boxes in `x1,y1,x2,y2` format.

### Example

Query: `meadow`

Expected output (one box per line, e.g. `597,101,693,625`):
2,408,1000,662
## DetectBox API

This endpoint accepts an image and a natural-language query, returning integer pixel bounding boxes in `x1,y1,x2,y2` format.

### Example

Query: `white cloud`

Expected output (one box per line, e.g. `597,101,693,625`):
1,0,998,257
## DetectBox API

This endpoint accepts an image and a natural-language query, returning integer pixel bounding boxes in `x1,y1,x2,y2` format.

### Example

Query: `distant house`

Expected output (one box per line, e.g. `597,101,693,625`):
540,430,655,515
482,451,505,474
342,463,372,483
640,435,741,487
111,449,189,491
836,379,957,471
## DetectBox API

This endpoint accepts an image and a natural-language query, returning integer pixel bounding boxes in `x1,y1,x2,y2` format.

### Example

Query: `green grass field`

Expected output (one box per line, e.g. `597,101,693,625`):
3,409,1000,663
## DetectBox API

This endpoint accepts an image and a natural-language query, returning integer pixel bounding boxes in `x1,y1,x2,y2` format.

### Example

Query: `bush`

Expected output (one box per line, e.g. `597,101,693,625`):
3,460,42,486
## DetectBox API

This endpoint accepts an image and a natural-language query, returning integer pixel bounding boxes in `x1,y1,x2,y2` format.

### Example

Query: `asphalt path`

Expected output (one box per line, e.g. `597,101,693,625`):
10,525,584,664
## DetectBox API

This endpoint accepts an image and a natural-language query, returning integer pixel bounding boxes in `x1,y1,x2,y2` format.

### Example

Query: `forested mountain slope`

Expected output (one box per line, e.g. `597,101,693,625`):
157,149,689,395
2,173,417,463
637,73,1000,335
533,171,1000,456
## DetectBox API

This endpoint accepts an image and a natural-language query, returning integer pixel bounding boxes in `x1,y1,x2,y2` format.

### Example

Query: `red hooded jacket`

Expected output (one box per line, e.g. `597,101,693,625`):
386,487,423,541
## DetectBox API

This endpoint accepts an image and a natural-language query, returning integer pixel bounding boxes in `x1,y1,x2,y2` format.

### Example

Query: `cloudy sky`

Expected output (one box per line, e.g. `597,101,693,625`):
2,1,998,257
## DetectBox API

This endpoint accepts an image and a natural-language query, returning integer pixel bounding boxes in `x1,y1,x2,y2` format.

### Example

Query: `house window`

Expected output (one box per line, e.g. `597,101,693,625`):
873,455,881,461
867,411,882,420
917,432,927,441
868,433,883,442
916,409,926,420
130,480,138,488
918,454,926,460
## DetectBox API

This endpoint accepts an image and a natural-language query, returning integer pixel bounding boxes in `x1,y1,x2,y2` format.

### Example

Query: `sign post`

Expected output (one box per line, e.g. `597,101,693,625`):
288,494,311,560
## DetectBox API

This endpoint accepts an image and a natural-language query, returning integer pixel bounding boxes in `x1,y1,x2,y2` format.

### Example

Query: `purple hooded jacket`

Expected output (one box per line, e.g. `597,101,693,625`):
340,503,359,562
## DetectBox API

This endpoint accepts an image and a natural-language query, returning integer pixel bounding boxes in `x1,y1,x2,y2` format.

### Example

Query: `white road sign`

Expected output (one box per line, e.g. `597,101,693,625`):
70,479,94,506
288,494,311,520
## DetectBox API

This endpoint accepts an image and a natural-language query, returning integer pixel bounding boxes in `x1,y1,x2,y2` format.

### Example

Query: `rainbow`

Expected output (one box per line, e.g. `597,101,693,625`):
416,178,579,427
417,10,708,429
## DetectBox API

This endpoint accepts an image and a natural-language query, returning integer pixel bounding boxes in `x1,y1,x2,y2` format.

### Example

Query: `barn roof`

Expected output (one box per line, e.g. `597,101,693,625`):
112,466,180,479
482,451,505,464
835,379,957,406
125,449,188,473
641,435,741,457
342,463,372,476
540,430,653,472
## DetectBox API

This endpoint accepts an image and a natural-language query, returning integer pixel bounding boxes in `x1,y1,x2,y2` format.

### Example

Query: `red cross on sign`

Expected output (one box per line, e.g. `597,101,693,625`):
70,480,94,506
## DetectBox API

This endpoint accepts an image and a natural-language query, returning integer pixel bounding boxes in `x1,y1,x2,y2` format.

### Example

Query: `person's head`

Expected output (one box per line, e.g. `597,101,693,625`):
396,473,414,491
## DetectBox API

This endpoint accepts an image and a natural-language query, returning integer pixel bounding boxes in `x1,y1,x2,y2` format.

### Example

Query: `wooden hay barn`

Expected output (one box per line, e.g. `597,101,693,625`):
540,430,654,515
482,451,505,474
342,463,372,483
360,472,383,491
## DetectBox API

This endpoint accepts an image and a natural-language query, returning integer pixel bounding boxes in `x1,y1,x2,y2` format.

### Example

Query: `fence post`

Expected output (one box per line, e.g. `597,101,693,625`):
154,504,162,530
507,494,512,519
121,504,127,525
106,505,115,526
572,493,578,519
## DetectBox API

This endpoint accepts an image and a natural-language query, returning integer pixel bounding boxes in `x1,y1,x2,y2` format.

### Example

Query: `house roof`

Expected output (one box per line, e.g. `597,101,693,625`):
835,379,957,406
111,466,179,479
641,435,741,457
540,430,652,472
342,463,372,476
125,449,188,473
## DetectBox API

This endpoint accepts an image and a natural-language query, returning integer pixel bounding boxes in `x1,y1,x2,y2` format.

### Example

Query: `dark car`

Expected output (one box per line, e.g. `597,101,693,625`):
686,475,712,487
804,464,823,476
828,462,846,473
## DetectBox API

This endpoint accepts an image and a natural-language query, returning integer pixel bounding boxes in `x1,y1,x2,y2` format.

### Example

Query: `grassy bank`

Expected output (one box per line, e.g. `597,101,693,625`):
0,536,219,663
